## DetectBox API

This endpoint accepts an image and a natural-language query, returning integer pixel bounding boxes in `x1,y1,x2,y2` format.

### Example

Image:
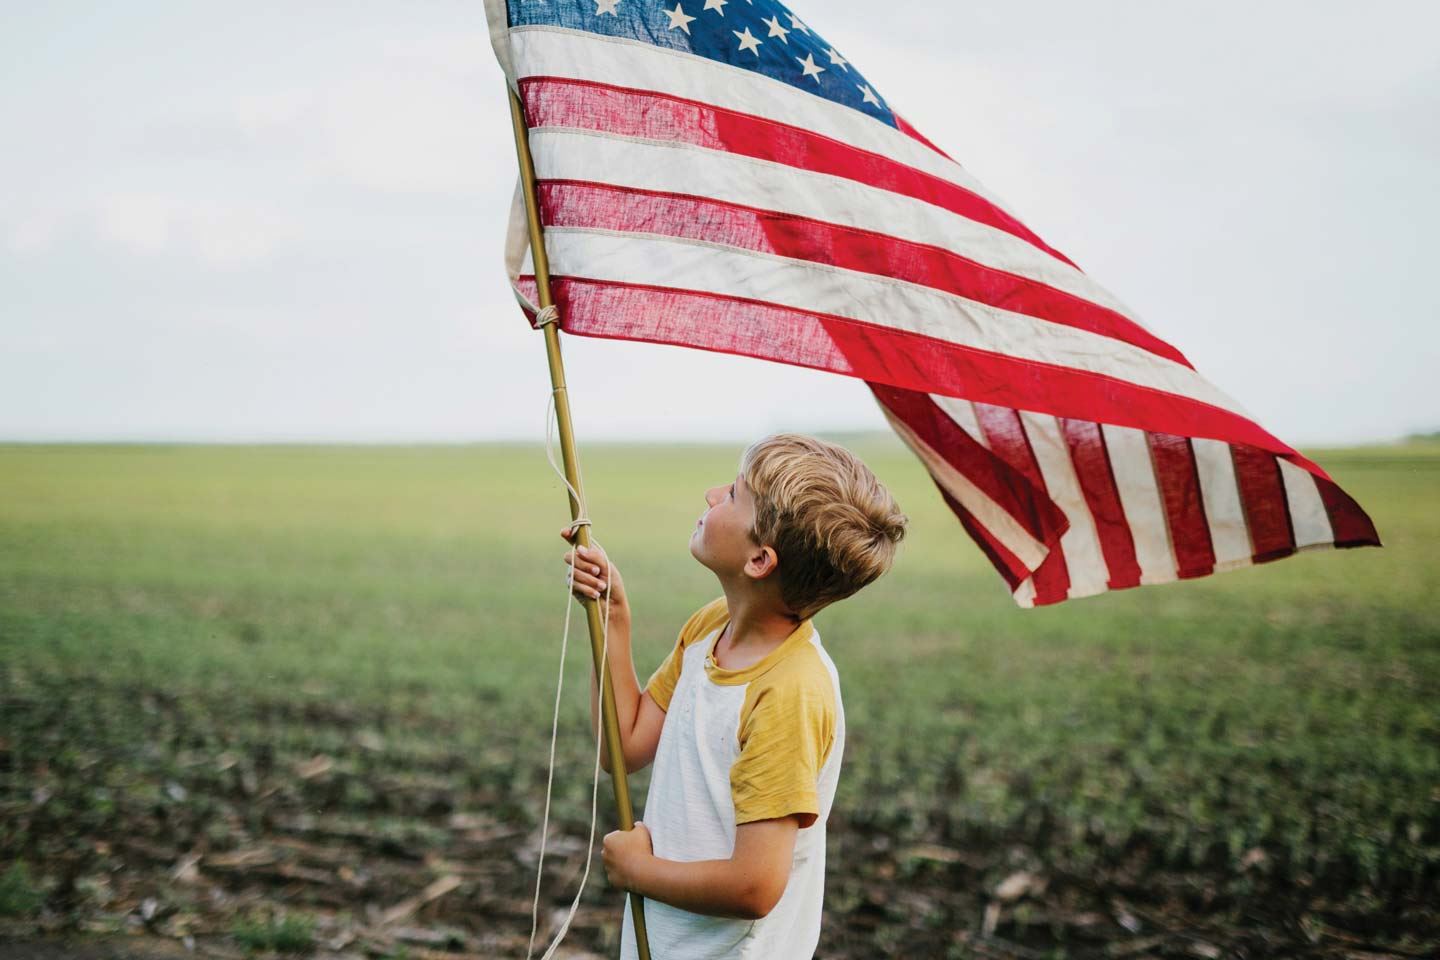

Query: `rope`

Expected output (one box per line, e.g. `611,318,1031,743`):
527,387,615,960
534,304,561,328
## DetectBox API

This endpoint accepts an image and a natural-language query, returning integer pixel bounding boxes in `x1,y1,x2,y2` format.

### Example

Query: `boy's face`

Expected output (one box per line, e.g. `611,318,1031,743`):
690,471,768,577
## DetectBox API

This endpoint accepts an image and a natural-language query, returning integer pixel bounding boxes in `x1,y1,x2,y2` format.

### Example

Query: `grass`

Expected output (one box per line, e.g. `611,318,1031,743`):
0,438,1436,951
231,911,315,954
0,862,43,918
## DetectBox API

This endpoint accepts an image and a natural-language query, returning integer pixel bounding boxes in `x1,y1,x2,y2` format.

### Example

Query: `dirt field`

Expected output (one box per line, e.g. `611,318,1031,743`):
2,442,1436,958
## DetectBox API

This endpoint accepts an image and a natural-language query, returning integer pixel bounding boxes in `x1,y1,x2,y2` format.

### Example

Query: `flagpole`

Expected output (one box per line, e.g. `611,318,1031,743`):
507,87,653,960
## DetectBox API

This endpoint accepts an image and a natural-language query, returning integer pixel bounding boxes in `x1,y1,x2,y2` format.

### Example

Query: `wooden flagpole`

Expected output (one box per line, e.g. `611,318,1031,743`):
507,87,653,960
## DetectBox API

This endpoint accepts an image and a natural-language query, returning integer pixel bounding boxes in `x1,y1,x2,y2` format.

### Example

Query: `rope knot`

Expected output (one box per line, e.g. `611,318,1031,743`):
533,304,561,328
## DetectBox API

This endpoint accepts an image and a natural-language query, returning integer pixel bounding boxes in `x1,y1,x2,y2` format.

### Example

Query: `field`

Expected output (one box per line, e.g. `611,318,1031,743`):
0,440,1436,959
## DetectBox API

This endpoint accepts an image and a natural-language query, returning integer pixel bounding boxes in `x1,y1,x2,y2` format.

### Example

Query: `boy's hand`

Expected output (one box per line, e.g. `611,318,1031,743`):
560,527,627,608
601,821,652,892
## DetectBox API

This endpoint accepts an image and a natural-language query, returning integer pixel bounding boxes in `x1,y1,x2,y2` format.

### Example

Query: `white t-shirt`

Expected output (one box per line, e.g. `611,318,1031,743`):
620,597,845,960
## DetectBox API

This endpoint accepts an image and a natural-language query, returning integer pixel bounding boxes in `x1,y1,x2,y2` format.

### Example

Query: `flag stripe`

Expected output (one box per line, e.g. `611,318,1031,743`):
1313,475,1382,547
972,403,1071,603
1059,418,1143,589
531,228,1237,413
535,180,1190,365
943,487,1032,591
506,12,902,131
870,384,1069,550
508,26,1020,228
518,272,1324,475
1191,438,1255,570
874,392,1054,572
1278,459,1335,549
1230,444,1296,562
1147,433,1217,578
1021,412,1112,598
893,112,954,160
931,395,989,448
521,76,1076,267
526,126,1135,320
1101,424,1178,584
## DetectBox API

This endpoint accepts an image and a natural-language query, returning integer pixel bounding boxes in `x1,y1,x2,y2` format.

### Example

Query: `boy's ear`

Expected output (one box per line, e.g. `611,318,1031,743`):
745,544,779,580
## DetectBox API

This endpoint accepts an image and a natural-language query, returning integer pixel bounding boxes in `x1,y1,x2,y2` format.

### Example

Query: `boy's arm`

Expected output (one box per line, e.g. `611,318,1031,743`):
586,598,667,774
561,531,666,774
603,817,801,921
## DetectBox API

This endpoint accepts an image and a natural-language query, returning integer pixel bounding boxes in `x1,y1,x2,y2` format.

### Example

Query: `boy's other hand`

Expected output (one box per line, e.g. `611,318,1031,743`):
560,527,628,608
601,821,652,892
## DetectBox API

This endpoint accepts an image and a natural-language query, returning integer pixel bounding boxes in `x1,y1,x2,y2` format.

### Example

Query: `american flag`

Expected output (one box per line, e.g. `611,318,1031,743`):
486,0,1380,606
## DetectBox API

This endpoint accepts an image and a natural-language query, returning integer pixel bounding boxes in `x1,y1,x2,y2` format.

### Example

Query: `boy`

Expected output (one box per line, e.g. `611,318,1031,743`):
560,433,907,958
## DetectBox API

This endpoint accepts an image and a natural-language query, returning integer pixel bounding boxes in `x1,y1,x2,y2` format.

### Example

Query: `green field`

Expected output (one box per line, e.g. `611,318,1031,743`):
1,440,1436,958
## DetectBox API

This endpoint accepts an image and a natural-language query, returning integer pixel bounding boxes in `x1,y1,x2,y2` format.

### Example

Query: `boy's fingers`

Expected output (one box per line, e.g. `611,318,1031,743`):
562,554,605,576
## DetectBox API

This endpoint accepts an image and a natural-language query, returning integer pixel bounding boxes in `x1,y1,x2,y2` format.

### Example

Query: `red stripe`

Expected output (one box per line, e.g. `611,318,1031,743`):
536,181,1191,367
1312,475,1382,548
893,112,957,163
1147,433,1217,578
869,384,1070,547
936,485,1030,590
970,403,1071,603
871,384,1044,597
515,274,1329,481
1058,418,1143,589
1229,444,1296,563
520,76,1077,268
1027,548,1074,607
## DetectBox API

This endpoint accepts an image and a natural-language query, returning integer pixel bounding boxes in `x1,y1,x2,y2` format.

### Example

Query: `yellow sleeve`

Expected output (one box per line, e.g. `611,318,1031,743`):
729,653,836,828
644,596,728,712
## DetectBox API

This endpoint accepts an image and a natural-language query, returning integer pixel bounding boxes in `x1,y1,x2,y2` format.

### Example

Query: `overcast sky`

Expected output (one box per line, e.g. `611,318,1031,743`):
3,1,1437,444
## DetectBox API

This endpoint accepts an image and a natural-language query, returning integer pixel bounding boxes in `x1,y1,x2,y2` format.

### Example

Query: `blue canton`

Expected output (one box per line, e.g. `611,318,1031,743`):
507,0,896,128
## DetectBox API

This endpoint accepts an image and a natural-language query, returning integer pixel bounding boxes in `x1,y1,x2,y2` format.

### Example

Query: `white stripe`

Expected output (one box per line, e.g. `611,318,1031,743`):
535,226,1242,413
526,124,1141,330
1100,425,1177,585
1191,438,1254,570
1019,412,1111,598
931,395,989,448
1277,458,1334,548
878,404,1050,573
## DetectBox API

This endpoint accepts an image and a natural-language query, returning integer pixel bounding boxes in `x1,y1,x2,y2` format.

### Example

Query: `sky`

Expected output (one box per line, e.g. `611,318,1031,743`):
2,1,1437,444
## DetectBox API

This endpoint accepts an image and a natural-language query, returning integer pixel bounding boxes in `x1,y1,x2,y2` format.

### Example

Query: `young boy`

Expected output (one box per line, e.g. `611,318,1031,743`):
560,433,907,958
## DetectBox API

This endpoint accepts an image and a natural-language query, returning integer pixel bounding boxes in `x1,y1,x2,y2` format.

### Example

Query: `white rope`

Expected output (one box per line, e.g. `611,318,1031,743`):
527,387,616,960
534,304,561,328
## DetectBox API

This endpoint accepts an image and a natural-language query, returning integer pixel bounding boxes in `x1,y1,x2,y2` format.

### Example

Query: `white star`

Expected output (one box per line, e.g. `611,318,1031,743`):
858,83,882,107
703,0,727,14
825,47,848,71
786,12,809,33
594,0,619,14
664,2,696,33
733,26,762,55
796,52,825,82
762,14,789,43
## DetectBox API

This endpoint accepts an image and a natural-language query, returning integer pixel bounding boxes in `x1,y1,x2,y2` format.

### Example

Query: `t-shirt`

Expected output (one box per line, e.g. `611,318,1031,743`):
619,597,845,960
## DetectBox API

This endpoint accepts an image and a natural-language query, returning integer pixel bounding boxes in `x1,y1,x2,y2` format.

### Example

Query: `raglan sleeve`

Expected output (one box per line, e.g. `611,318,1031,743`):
644,596,726,712
729,663,836,828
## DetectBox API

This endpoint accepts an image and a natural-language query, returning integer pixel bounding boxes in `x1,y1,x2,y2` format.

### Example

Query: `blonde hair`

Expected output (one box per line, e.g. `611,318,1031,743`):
740,434,907,620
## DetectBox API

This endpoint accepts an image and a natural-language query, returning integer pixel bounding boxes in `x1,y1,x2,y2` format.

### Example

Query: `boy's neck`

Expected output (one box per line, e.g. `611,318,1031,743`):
716,586,803,656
